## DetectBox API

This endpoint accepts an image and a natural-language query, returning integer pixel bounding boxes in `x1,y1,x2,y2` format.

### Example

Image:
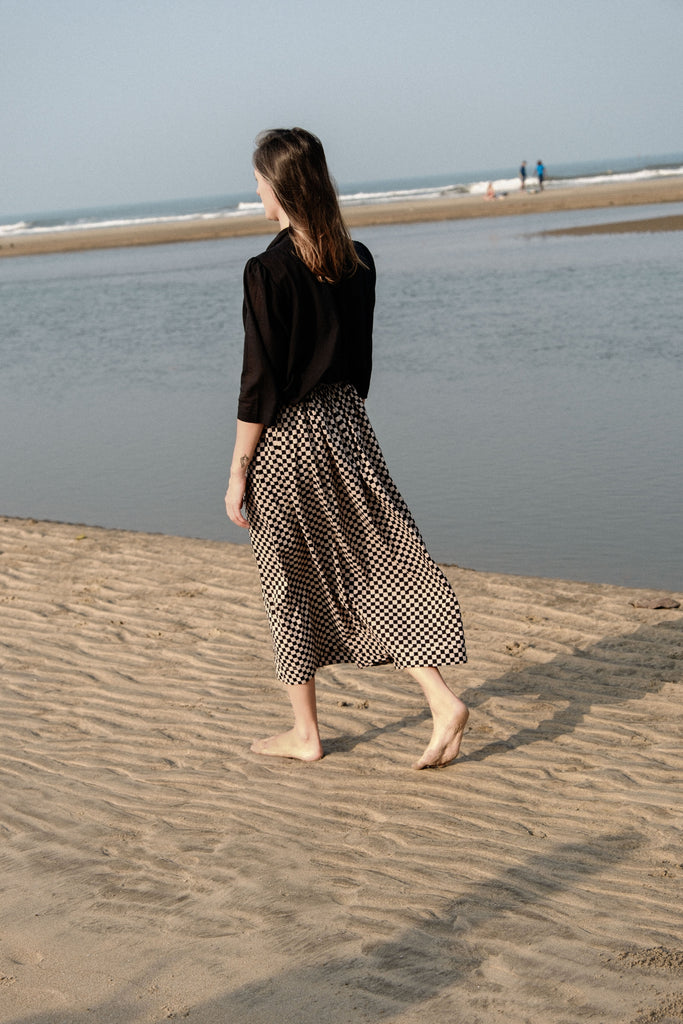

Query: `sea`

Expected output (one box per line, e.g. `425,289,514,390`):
2,153,682,592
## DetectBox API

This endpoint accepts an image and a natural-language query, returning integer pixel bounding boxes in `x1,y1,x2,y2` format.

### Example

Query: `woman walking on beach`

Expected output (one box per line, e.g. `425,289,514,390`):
225,128,468,768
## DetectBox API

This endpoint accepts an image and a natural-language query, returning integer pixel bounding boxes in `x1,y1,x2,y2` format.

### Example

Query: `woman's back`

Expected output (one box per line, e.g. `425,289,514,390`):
238,228,376,426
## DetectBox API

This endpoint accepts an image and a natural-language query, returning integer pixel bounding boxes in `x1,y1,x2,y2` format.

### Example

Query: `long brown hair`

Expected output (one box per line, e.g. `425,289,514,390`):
253,128,361,283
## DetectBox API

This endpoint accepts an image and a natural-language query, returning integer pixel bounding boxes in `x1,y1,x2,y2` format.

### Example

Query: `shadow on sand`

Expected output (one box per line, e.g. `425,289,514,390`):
6,829,644,1024
327,616,681,765
6,618,680,1023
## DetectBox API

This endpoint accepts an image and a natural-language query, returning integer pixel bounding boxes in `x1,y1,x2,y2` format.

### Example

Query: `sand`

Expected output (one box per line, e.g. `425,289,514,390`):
1,515,682,1023
2,177,683,258
541,213,683,237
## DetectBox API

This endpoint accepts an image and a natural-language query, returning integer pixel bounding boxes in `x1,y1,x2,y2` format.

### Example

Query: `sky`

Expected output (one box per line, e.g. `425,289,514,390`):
2,0,681,214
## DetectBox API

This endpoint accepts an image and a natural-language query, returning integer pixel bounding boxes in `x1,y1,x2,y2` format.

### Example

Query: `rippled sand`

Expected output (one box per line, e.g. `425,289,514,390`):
2,516,682,1023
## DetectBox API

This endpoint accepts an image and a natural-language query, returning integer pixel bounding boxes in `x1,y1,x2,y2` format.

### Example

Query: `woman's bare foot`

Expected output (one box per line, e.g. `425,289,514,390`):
405,666,469,769
250,677,323,761
412,698,469,770
250,727,323,762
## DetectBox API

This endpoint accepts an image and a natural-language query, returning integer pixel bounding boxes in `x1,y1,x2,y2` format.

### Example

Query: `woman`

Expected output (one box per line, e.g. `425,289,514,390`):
225,128,468,768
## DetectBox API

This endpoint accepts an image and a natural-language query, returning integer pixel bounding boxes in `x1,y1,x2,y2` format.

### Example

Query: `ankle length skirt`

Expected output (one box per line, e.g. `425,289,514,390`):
244,383,467,685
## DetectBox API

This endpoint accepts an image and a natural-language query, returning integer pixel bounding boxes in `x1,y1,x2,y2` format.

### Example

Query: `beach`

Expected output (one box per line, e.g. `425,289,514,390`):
2,177,683,257
2,514,682,1023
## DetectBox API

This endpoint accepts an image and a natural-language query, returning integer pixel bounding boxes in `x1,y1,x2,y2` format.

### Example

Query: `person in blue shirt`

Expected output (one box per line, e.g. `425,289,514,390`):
536,160,545,191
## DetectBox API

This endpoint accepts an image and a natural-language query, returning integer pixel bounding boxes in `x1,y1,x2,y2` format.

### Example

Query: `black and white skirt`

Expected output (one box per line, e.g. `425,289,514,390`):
244,383,467,685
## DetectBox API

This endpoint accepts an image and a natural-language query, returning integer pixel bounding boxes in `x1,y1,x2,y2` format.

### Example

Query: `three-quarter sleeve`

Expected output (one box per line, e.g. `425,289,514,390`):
237,258,286,426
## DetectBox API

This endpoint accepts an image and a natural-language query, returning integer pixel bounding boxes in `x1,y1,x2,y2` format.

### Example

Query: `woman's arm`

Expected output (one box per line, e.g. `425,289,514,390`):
224,418,264,528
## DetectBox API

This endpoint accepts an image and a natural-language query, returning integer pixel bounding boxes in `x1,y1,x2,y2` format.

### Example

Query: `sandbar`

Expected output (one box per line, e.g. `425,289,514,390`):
540,212,683,236
2,176,682,258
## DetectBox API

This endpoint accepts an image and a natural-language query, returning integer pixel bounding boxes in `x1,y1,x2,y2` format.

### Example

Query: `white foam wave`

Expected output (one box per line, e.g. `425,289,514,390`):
1,209,257,238
339,183,469,206
569,165,683,187
0,221,31,235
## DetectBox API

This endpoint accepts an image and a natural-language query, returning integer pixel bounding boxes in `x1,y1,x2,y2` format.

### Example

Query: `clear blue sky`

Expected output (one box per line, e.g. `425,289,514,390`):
2,0,681,214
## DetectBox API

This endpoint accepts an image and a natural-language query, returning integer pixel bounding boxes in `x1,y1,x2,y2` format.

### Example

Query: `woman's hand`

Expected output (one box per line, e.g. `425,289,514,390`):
225,419,264,528
225,473,249,528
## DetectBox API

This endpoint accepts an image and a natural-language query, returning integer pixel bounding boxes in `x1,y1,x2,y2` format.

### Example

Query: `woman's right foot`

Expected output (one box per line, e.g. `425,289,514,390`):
250,728,323,762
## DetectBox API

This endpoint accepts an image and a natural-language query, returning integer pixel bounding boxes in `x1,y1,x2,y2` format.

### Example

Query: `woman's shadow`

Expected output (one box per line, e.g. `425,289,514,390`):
328,615,682,763
462,615,681,763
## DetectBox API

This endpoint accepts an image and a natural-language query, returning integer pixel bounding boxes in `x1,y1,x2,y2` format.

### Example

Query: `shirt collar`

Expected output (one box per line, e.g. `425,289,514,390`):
267,227,291,250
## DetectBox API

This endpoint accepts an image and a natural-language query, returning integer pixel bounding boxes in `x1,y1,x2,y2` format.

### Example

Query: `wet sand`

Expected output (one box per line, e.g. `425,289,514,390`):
2,515,682,1023
540,212,683,236
2,177,682,258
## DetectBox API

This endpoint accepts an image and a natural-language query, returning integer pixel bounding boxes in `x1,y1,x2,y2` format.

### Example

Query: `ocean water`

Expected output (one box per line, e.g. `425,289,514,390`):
1,198,682,591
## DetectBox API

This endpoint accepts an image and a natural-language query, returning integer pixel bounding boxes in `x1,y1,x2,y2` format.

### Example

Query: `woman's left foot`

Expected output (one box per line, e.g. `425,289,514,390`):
413,699,469,769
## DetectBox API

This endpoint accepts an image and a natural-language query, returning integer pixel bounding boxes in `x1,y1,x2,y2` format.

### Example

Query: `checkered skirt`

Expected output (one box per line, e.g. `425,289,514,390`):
244,383,467,685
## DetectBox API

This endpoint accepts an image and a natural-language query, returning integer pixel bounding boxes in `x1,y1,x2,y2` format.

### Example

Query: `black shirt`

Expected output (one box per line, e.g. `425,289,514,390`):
237,228,376,425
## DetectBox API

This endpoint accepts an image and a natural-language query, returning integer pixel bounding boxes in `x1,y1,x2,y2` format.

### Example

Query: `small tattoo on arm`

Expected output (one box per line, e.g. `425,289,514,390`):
239,454,250,469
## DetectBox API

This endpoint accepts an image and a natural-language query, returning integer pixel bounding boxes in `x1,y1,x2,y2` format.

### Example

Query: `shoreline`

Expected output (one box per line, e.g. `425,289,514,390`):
2,177,682,258
4,513,682,596
2,514,682,1023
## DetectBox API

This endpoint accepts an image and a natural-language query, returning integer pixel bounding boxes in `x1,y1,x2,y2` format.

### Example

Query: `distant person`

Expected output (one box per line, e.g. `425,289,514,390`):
225,127,469,768
536,160,545,191
519,160,527,191
485,181,496,200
